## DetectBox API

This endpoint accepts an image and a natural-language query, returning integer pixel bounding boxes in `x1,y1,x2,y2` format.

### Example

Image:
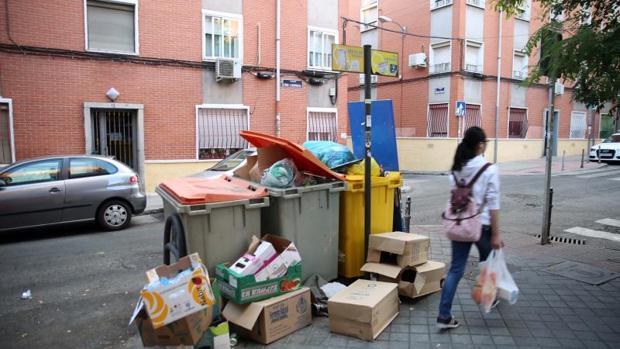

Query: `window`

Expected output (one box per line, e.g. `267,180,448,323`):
508,107,528,138
1,159,62,186
430,41,451,74
360,1,378,31
569,111,587,139
513,51,528,79
69,158,118,179
308,28,337,70
465,41,483,73
428,103,449,137
196,106,249,160
86,0,137,54
431,0,453,10
463,104,482,131
203,11,242,61
307,109,338,142
516,0,531,21
0,100,13,164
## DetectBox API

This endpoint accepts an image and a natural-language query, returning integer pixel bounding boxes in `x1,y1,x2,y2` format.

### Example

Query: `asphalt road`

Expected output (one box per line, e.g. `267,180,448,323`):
0,165,619,349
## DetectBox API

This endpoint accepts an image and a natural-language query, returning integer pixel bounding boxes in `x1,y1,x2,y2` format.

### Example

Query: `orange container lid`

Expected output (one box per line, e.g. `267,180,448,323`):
240,130,345,181
159,175,269,205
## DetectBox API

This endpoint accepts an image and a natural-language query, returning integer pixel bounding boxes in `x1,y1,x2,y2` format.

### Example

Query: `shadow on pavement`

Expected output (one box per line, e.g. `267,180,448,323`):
0,221,108,244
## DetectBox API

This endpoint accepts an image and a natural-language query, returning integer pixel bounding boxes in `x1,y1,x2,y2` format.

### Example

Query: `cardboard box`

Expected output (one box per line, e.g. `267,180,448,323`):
223,287,312,344
367,232,430,268
132,303,213,347
229,241,277,276
361,260,446,299
327,280,399,341
141,253,216,328
234,145,288,183
216,235,302,304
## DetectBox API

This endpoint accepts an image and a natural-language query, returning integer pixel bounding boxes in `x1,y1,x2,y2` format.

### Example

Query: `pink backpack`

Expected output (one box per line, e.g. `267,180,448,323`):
441,163,491,242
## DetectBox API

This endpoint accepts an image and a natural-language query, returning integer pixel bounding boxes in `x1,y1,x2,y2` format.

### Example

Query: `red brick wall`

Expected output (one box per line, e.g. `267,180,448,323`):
0,53,202,160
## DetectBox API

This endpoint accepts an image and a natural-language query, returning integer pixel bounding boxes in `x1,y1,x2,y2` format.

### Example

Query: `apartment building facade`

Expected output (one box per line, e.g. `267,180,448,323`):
0,0,349,190
346,0,613,171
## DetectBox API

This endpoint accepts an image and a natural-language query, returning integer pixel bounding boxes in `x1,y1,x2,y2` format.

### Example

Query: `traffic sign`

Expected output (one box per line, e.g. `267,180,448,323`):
332,44,399,77
455,101,466,117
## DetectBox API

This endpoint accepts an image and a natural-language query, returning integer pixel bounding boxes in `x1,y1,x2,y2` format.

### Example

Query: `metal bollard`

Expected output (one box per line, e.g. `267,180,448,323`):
581,149,585,168
403,197,412,232
547,187,554,241
561,150,566,171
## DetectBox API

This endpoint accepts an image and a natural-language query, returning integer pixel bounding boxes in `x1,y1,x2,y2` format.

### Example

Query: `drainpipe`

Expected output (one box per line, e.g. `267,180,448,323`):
494,11,502,163
275,0,281,137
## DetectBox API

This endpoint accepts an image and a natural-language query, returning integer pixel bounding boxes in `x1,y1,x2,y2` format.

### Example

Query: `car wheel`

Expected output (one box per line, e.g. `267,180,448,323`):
97,200,132,231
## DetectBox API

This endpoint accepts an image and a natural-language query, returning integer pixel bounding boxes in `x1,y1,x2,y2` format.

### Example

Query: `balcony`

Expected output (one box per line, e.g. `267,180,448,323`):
431,0,453,10
466,0,485,9
513,70,526,79
431,63,451,74
465,64,482,73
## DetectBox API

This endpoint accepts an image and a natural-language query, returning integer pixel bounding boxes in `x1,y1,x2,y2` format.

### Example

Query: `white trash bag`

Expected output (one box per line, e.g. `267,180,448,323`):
496,249,519,305
472,249,519,313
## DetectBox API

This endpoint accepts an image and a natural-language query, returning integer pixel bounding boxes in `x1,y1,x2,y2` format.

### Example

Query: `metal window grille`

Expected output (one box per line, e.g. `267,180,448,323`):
570,111,587,139
197,107,249,159
0,103,11,164
508,107,528,138
308,110,338,141
428,104,449,137
464,104,482,131
91,109,137,170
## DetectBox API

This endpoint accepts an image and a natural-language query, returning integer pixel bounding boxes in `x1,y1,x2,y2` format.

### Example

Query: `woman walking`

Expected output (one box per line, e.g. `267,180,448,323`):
437,126,503,329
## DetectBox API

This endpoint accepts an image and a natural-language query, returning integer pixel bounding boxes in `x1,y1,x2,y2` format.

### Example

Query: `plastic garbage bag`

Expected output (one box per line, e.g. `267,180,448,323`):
472,250,500,313
496,249,519,304
303,141,355,169
346,157,381,176
260,158,298,188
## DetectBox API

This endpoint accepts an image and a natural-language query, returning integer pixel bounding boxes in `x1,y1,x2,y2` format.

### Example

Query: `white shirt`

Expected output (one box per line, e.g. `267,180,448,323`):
448,155,501,225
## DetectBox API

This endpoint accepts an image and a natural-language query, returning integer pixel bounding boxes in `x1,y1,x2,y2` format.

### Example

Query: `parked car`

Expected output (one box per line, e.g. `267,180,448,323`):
190,148,256,179
0,155,146,232
589,133,620,162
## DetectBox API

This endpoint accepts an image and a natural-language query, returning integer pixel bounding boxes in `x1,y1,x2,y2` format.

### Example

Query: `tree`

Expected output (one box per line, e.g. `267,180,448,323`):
495,0,620,116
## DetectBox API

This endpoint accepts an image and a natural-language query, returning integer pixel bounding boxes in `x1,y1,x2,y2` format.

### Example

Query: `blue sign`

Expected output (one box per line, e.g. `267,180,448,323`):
455,101,466,117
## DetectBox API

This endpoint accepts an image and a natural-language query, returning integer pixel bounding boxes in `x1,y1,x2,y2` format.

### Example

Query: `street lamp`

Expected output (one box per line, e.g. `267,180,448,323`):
378,15,406,134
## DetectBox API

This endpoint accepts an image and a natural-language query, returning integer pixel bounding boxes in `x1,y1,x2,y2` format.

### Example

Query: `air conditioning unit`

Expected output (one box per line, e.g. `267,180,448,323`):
215,58,241,81
554,81,565,95
408,53,427,68
359,74,378,85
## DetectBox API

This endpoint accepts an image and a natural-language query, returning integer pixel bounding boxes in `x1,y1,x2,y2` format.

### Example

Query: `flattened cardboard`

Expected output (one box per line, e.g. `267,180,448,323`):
327,280,399,341
367,232,430,268
361,262,402,279
223,287,311,344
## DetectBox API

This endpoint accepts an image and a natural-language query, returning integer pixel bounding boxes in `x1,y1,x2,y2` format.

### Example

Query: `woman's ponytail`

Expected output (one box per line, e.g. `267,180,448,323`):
451,126,487,172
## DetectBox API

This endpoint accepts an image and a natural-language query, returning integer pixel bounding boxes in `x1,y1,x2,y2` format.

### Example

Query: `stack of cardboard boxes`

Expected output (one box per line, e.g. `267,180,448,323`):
327,232,445,341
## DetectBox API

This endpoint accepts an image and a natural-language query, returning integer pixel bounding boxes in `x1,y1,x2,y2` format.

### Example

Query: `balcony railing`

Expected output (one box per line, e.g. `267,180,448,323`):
431,0,453,10
465,64,482,73
431,63,451,74
513,70,526,79
466,0,485,8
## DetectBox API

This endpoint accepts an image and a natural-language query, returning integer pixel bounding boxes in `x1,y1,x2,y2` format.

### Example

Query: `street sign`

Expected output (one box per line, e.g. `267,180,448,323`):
455,101,466,117
332,44,399,77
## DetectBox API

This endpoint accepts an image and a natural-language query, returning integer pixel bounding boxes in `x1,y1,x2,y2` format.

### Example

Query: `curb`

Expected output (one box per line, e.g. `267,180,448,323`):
140,208,164,216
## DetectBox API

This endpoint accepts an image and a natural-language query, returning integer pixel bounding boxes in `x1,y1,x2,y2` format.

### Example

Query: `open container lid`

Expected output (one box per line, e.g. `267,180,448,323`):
158,175,269,205
240,130,345,181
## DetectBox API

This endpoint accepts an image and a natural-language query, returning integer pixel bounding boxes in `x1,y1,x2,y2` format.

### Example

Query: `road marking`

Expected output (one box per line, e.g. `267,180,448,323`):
596,218,620,228
564,227,620,242
577,170,620,179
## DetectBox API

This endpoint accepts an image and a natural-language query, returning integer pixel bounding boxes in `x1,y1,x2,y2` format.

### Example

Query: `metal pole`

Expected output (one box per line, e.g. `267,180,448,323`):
494,11,503,163
541,77,556,245
581,149,585,168
561,150,565,171
363,44,372,260
404,197,412,233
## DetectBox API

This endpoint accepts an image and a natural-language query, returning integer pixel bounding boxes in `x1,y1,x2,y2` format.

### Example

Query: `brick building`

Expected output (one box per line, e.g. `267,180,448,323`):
0,0,349,190
345,0,614,171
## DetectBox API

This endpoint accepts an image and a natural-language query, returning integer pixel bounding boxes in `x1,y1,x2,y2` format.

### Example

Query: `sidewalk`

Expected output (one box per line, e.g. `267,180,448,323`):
497,155,606,175
142,193,163,215
227,226,620,349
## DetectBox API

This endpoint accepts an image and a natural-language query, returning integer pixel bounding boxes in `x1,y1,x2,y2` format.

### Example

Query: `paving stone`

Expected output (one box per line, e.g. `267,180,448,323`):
390,324,409,333
386,341,409,349
389,332,409,342
489,327,511,336
327,335,348,347
492,336,516,346
508,327,531,337
410,333,430,343
471,334,495,345
410,324,429,333
558,338,585,348
578,340,610,349
535,337,562,347
511,336,539,347
450,334,472,344
468,326,490,335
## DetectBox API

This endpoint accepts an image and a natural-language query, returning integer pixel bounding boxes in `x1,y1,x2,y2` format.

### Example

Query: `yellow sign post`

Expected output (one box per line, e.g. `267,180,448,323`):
332,44,399,77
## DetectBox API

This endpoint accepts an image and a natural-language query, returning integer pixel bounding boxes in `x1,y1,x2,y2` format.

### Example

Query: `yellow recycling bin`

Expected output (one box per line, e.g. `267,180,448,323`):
338,172,403,278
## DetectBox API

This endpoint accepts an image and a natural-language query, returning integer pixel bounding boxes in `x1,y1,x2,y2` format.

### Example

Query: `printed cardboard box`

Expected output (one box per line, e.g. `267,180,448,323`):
367,232,430,268
223,287,312,344
361,260,446,299
141,253,215,329
327,280,399,341
132,304,213,347
216,235,302,304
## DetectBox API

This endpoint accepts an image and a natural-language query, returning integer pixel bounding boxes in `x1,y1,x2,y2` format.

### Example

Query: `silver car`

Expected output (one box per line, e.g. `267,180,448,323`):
0,155,146,232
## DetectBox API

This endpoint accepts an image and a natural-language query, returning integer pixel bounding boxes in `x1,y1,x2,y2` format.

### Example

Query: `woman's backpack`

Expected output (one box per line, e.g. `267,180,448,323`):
441,163,491,241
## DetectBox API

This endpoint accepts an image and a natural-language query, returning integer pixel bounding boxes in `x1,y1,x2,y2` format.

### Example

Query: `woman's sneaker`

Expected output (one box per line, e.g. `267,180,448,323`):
436,317,460,330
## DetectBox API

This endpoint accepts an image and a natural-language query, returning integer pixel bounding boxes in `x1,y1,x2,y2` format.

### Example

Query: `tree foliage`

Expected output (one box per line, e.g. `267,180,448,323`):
494,0,620,111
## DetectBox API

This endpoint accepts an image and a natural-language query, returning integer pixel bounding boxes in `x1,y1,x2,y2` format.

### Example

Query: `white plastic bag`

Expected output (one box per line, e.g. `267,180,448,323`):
472,250,500,313
496,249,519,305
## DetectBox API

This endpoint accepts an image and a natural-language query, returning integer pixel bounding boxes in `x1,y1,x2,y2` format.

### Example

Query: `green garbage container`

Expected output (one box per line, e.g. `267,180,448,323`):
261,181,345,281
